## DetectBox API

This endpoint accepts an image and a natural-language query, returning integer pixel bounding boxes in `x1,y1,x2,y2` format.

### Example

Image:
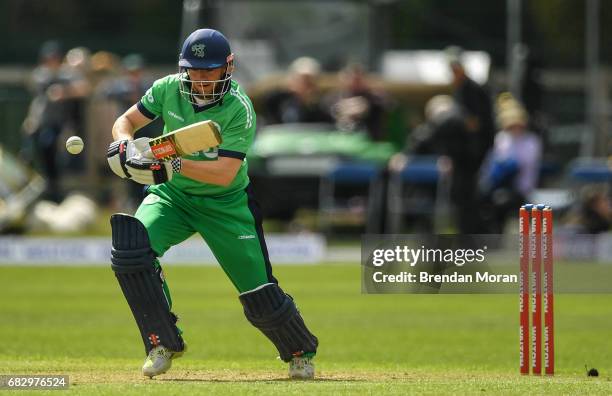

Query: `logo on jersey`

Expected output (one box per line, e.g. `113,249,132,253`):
167,111,184,122
191,44,206,58
200,122,221,159
146,90,154,103
142,194,161,205
202,147,219,159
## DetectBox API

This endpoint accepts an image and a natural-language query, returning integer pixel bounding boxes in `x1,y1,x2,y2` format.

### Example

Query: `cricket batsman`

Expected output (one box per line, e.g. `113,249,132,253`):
106,28,318,379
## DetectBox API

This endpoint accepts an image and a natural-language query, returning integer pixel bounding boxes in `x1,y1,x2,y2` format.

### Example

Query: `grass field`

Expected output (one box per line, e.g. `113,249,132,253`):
2,264,611,395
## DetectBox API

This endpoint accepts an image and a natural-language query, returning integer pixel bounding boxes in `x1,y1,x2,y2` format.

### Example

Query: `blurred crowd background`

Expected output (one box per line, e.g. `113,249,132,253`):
0,0,610,238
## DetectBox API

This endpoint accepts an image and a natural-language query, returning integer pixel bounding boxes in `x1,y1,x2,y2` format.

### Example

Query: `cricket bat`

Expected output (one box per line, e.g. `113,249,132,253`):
149,120,222,161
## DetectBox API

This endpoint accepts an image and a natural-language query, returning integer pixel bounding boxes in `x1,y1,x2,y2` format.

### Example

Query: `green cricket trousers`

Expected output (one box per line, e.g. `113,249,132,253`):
135,182,276,303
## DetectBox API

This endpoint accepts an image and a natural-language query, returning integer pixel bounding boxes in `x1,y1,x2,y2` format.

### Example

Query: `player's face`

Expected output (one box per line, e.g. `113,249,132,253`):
178,61,233,106
188,68,226,96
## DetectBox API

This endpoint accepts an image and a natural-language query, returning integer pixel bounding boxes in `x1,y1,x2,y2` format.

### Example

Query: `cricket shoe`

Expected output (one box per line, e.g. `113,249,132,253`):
288,354,315,379
142,345,186,378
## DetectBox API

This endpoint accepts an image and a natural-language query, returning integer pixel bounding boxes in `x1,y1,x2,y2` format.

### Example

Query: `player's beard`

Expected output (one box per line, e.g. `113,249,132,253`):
191,80,218,104
178,67,232,106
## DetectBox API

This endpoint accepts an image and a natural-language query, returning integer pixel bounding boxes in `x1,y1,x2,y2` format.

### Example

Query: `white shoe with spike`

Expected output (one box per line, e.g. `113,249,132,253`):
142,345,185,378
288,355,315,379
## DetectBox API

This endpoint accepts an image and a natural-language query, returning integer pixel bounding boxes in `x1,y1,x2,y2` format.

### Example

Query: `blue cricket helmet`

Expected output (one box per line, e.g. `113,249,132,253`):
179,29,232,69
178,29,235,106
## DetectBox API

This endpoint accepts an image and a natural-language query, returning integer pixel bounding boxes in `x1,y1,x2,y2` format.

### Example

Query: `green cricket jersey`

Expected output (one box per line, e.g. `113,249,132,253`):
137,74,256,197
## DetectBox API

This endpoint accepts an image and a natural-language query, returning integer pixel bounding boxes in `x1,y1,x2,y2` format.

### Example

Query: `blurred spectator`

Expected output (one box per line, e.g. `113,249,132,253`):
409,95,474,159
446,46,495,165
102,54,163,211
390,95,482,234
565,185,611,234
479,93,541,233
326,63,388,140
104,54,151,112
520,46,545,122
61,47,92,179
62,47,92,137
21,41,90,202
87,51,122,175
262,57,333,124
89,51,121,86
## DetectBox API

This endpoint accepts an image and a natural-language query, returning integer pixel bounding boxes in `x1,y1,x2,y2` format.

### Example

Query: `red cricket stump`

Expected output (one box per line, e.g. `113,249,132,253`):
519,207,530,375
530,206,542,375
543,207,554,375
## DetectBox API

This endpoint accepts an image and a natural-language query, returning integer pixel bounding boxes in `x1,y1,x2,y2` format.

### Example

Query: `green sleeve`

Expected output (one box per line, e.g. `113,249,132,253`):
218,108,256,159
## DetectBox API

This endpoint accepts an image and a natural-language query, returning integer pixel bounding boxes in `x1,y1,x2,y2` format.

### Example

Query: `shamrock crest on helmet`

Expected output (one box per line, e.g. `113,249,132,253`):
191,44,206,58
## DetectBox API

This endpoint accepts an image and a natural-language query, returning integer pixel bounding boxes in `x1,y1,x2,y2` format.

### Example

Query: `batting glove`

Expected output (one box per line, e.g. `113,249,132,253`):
107,139,131,179
125,157,182,185
107,138,155,179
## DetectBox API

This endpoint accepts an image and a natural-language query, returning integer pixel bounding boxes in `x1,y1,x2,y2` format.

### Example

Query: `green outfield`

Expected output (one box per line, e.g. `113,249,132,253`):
1,264,611,395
